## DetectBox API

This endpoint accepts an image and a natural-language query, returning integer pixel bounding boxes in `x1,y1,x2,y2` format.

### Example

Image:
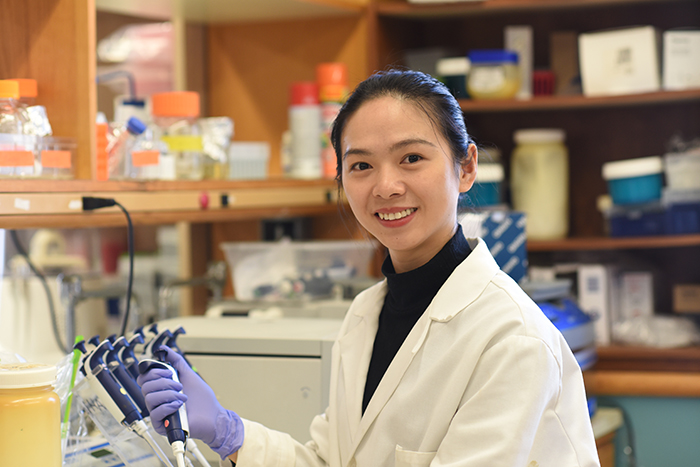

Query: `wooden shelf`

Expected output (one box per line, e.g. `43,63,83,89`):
593,345,700,372
528,234,700,252
95,0,363,23
0,179,342,229
376,0,689,18
583,370,700,397
458,89,700,113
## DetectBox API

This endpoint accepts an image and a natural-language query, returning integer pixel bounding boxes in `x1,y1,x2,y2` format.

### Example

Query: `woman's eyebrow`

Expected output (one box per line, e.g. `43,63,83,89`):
343,138,436,159
389,138,437,152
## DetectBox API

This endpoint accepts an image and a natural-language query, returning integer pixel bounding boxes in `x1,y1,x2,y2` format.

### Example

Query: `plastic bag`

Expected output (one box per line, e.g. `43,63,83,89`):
612,315,700,348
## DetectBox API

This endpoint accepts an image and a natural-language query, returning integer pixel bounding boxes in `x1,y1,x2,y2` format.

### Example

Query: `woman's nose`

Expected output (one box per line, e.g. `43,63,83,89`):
372,167,405,199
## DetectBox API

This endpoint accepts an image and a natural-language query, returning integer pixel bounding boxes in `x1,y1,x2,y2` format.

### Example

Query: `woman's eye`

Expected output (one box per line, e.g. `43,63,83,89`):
351,162,371,171
405,154,422,164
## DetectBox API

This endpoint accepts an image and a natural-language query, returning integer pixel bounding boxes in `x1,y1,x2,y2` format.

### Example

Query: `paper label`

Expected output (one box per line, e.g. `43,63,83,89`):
0,150,34,167
41,150,72,168
131,150,160,167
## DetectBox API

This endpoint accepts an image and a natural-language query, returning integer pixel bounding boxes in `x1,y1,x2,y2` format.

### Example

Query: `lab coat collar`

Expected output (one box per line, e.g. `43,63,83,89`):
349,237,498,323
339,237,499,465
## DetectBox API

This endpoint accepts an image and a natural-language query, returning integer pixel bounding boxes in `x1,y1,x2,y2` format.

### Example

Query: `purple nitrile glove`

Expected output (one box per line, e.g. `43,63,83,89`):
137,345,244,459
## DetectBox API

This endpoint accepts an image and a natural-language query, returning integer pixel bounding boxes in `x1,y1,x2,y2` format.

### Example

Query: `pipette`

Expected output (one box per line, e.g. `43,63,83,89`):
115,332,144,380
138,348,190,467
107,336,149,416
74,339,174,467
165,326,194,368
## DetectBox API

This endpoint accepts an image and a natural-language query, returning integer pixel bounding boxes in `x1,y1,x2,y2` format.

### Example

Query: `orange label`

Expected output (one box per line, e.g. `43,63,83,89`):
131,150,160,167
0,150,34,167
41,150,72,168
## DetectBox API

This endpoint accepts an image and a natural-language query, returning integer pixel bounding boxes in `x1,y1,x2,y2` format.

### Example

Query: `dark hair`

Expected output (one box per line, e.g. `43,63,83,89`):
330,68,475,185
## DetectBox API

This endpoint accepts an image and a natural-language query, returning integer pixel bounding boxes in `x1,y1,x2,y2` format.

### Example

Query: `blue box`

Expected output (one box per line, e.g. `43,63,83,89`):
460,211,528,283
606,201,700,237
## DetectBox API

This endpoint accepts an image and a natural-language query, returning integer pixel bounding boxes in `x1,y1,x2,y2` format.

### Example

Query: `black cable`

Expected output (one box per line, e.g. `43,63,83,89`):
8,230,68,354
82,196,134,337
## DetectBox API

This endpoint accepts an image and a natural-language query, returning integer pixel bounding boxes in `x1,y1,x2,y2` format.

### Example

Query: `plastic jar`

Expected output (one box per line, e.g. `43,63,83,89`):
511,129,569,239
602,156,664,205
437,56,470,98
0,363,61,466
317,62,349,179
467,50,520,100
151,91,203,180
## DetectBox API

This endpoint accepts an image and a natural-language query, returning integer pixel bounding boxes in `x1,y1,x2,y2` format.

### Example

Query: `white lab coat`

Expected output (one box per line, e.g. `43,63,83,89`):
233,238,600,467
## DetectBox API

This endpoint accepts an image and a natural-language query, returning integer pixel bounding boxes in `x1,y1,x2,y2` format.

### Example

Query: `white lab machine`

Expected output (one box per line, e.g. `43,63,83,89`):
155,316,343,462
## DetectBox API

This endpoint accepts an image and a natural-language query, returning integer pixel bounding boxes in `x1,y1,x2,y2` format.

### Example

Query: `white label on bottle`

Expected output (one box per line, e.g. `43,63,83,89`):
470,68,506,93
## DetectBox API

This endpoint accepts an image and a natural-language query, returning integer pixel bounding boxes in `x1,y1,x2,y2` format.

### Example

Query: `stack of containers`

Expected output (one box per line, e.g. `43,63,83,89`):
150,91,203,180
0,80,32,178
317,62,349,179
2,79,76,179
600,153,700,236
601,156,665,236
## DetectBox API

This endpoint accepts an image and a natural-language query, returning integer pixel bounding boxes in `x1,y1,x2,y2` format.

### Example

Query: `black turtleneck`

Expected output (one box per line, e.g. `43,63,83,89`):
361,225,471,414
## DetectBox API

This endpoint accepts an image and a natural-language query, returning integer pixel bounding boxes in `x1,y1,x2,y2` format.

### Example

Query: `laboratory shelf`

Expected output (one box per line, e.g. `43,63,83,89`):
375,0,691,18
528,234,700,252
0,179,342,229
458,89,700,114
583,369,700,397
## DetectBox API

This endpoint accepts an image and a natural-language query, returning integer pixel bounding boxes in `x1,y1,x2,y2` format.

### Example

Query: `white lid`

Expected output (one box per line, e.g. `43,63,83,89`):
476,163,504,182
0,363,57,389
602,156,663,180
513,128,565,144
436,57,470,76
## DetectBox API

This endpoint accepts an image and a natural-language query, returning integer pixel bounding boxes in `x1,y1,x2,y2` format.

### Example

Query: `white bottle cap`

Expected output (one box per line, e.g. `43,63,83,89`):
0,363,57,389
602,156,663,180
514,128,565,144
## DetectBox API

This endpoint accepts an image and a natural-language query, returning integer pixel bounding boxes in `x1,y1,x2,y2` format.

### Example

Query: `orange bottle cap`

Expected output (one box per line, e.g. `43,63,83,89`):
151,91,200,117
9,79,38,98
0,80,20,99
319,84,348,103
316,63,348,86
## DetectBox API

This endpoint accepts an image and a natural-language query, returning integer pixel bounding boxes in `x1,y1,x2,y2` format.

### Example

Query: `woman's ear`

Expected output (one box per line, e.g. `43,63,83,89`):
458,144,478,193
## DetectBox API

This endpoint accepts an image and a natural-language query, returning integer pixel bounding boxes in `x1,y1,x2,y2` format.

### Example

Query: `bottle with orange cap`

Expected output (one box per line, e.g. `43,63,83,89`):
8,79,53,137
317,62,349,180
0,80,31,177
150,91,203,180
288,81,322,179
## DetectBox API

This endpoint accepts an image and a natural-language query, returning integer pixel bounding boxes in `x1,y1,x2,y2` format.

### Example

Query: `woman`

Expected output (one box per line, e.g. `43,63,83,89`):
139,69,600,467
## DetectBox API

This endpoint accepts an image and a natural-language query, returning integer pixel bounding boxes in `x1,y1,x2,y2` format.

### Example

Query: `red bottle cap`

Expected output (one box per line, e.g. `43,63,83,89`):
290,82,319,106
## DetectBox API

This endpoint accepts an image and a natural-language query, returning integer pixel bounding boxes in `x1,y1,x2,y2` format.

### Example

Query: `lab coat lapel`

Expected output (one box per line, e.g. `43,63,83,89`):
335,283,384,464
349,309,433,459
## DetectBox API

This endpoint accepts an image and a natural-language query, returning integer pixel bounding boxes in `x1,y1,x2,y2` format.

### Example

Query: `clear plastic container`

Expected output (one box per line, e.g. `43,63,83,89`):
228,141,270,180
125,127,168,180
0,80,32,177
0,134,37,178
0,363,61,467
664,148,700,190
221,239,376,300
151,91,203,180
467,50,520,100
201,116,233,180
9,79,53,137
107,116,147,179
38,136,76,179
511,128,569,239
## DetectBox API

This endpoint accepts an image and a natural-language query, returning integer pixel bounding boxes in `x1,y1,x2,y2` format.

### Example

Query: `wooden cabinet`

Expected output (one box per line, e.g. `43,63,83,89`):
2,0,700,385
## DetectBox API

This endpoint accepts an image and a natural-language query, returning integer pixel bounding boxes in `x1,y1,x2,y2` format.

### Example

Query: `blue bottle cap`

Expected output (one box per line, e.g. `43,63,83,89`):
468,49,519,64
126,116,147,135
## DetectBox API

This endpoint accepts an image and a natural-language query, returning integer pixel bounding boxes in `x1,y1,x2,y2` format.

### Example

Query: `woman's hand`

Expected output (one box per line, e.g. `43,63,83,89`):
137,345,245,459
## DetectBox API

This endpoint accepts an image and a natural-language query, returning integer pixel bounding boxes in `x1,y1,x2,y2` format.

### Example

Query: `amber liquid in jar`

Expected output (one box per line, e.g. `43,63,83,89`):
0,367,62,466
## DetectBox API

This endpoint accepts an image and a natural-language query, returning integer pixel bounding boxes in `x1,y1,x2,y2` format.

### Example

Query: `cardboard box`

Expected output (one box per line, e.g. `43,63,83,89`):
673,284,700,313
619,271,654,320
460,211,528,283
663,29,700,90
579,26,661,96
550,31,581,95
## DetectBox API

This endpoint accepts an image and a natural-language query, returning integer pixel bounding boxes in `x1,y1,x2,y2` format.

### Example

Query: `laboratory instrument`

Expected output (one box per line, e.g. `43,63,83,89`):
154,315,343,462
138,349,190,467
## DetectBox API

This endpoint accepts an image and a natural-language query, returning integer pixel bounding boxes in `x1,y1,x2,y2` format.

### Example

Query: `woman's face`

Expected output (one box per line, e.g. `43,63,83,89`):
341,96,476,273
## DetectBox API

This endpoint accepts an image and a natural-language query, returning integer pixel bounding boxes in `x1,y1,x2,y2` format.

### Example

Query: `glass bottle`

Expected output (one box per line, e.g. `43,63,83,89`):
150,91,203,180
0,363,61,466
